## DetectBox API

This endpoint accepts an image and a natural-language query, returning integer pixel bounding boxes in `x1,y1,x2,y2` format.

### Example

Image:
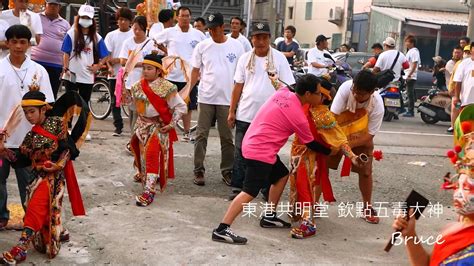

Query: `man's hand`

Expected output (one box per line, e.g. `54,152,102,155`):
452,96,460,107
227,112,236,129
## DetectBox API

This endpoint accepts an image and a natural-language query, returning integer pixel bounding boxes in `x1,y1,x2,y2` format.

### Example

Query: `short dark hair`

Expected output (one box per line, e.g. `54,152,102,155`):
404,34,416,46
353,70,378,93
461,36,471,43
5,24,32,41
454,45,463,51
158,9,173,23
295,74,319,96
341,43,350,49
177,6,192,16
285,25,296,36
115,7,133,21
371,43,383,50
194,17,206,25
133,16,147,33
230,16,243,25
471,42,474,50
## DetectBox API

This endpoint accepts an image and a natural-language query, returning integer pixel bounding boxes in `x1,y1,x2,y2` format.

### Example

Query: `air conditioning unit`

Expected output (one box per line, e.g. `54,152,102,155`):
328,7,343,25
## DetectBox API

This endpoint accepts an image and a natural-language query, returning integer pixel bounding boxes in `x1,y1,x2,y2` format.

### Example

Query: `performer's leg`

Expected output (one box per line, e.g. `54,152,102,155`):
136,135,161,207
230,121,250,196
2,180,49,264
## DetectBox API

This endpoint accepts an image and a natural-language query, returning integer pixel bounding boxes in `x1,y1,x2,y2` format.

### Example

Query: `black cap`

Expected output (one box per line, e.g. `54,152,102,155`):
206,13,224,28
316,34,331,43
250,22,271,36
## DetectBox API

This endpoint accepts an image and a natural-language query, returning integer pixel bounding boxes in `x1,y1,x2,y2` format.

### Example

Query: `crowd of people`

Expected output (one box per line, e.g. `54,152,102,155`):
0,1,473,264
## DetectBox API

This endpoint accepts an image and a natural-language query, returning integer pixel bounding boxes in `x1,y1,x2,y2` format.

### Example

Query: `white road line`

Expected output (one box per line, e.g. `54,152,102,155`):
379,130,452,137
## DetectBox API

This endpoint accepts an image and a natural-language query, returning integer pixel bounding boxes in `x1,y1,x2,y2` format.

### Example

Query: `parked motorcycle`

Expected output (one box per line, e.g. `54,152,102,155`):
379,85,402,122
417,86,451,124
324,53,352,90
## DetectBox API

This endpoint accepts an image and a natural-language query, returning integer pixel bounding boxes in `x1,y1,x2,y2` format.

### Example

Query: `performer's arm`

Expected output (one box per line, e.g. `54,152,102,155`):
228,83,244,128
392,209,430,266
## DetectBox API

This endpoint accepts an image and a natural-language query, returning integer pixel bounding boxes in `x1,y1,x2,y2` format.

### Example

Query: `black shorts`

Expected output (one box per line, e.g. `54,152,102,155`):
170,81,198,110
242,156,289,198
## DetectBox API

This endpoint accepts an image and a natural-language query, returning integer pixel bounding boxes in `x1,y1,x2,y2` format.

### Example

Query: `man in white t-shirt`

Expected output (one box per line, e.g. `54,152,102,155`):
373,37,408,84
329,70,384,224
227,22,294,200
226,16,252,52
0,25,53,229
453,44,474,107
307,34,335,77
189,12,244,186
104,7,134,136
147,9,174,38
402,35,421,117
154,6,206,140
1,0,43,46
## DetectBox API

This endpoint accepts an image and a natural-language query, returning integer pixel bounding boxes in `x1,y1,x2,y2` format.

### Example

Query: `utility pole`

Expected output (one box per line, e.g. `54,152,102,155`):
468,0,474,40
345,0,354,46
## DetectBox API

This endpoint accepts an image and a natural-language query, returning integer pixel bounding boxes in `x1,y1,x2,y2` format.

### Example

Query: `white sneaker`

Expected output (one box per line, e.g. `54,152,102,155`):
85,133,92,141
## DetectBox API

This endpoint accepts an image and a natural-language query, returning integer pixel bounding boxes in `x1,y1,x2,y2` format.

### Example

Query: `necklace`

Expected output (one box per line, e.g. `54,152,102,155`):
7,57,28,91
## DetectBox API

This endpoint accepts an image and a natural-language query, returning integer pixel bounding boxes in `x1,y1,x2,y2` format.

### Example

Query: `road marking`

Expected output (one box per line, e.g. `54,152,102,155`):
379,130,452,137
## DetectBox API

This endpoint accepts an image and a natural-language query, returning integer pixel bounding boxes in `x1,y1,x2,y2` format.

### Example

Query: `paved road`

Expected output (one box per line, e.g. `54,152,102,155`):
1,113,458,264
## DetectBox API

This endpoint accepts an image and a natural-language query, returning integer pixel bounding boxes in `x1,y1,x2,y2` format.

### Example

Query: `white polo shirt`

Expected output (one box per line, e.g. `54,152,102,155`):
234,48,294,123
154,25,206,82
0,56,54,148
453,57,474,106
191,36,244,105
403,47,420,80
226,33,252,53
104,28,133,79
0,19,9,59
1,9,43,38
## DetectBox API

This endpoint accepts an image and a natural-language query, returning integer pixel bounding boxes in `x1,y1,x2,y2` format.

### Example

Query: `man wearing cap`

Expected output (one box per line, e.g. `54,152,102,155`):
453,44,474,109
373,36,408,94
30,0,70,99
188,12,244,186
153,6,206,141
307,34,335,77
227,22,294,200
1,0,43,46
401,35,421,117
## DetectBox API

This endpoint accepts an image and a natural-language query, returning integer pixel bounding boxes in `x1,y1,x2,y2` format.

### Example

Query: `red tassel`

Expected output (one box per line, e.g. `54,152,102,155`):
341,156,352,177
373,150,383,161
64,161,86,216
454,145,462,153
461,121,472,133
447,150,456,158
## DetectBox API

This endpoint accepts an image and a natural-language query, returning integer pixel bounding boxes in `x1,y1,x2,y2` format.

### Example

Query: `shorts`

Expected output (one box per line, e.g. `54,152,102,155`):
242,156,289,198
327,144,373,176
170,81,198,110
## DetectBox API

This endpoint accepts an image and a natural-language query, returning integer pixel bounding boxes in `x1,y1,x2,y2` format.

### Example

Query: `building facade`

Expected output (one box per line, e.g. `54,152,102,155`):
284,0,372,49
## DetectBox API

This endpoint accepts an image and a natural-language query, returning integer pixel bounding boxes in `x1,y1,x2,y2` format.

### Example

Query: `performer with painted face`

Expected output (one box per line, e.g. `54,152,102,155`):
129,53,186,207
1,89,86,264
392,105,474,265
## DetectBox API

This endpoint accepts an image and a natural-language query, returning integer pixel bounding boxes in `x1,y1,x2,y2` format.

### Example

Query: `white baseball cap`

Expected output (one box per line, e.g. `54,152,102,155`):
78,4,94,19
383,37,396,47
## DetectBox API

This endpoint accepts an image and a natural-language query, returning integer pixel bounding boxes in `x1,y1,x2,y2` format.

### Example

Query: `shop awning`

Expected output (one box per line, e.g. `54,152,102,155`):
371,6,468,29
